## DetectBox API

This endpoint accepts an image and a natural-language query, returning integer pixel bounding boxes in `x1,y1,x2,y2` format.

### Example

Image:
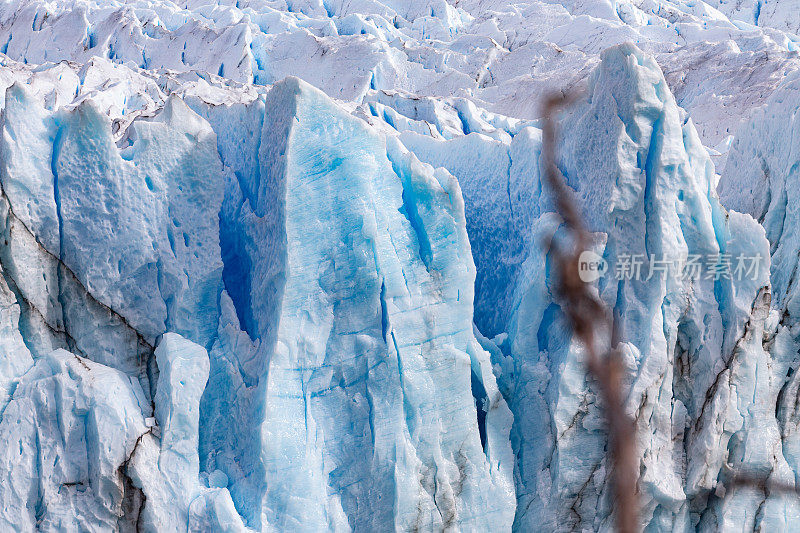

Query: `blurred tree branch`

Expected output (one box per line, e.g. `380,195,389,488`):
541,92,639,533
540,92,800,533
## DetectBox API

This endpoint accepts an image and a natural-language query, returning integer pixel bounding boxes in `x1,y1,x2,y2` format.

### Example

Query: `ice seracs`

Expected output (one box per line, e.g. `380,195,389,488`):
227,76,515,530
0,349,150,531
1,0,800,531
496,43,789,531
0,68,516,530
0,0,799,166
128,333,249,533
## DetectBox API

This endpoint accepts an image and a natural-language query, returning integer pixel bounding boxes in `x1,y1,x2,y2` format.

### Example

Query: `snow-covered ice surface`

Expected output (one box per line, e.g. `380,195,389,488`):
2,0,800,531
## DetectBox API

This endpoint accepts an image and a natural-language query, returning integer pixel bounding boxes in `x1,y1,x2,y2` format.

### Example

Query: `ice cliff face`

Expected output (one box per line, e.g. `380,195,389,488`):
502,44,791,532
0,71,514,530
2,0,800,532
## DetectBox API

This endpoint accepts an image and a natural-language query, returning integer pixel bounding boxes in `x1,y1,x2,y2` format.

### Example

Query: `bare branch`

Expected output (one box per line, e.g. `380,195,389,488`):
540,92,639,533
726,473,800,497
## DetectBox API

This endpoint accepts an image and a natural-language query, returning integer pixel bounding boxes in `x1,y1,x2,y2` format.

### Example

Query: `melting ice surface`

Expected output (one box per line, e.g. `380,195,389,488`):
2,0,800,531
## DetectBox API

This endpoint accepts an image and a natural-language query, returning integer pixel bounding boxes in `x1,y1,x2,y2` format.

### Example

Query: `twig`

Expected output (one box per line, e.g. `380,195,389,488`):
540,92,639,533
727,472,800,496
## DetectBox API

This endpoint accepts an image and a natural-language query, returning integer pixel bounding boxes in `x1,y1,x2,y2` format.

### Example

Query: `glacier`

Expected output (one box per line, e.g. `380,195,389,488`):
2,0,800,531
